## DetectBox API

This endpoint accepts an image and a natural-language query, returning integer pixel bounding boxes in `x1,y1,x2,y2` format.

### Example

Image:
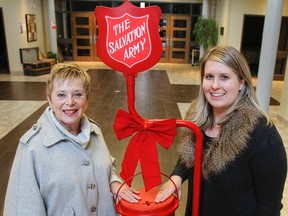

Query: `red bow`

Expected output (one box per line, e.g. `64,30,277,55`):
113,109,177,191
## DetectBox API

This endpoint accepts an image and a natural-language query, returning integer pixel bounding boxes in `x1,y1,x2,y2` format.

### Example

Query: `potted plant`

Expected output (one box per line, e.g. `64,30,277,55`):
193,17,218,50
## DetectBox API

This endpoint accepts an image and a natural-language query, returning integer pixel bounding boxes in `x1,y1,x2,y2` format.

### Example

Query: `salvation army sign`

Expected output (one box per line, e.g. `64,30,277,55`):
106,13,150,69
95,0,162,75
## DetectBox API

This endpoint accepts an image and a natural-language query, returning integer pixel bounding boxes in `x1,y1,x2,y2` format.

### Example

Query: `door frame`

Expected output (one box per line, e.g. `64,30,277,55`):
72,12,98,61
159,14,191,63
0,7,10,73
241,15,288,80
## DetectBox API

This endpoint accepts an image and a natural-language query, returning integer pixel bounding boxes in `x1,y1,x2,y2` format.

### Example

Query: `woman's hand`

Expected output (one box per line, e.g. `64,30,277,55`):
110,181,141,203
154,175,182,203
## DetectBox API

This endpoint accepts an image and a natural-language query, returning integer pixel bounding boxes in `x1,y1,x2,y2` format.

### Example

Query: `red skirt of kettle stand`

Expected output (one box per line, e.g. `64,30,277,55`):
116,187,179,216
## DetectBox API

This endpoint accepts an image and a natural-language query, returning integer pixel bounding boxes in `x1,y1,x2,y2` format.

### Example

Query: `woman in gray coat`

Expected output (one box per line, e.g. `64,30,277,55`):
4,63,140,216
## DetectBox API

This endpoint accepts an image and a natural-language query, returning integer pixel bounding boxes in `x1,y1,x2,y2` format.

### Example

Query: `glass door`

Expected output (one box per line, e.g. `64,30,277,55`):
159,15,191,63
72,12,98,61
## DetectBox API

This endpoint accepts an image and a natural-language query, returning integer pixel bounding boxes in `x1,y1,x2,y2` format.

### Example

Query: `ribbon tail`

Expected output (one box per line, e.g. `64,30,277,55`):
120,134,141,187
140,135,162,191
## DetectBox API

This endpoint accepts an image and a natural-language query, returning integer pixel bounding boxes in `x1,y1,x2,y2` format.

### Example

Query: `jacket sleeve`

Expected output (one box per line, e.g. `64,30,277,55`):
171,158,192,183
251,124,287,216
4,143,47,216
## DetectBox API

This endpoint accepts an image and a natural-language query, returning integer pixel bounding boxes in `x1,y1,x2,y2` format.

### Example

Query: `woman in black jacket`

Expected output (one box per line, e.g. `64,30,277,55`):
155,45,287,216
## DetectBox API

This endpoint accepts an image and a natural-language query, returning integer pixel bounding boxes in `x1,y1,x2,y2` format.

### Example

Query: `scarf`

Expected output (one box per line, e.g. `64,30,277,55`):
49,108,91,147
178,100,263,179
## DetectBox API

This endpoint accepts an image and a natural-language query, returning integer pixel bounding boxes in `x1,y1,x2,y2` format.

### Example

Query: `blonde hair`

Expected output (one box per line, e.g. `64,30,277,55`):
46,63,91,98
193,45,269,129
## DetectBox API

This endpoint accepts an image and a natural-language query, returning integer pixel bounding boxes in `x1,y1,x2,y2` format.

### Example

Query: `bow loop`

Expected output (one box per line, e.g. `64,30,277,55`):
113,109,177,191
113,109,144,139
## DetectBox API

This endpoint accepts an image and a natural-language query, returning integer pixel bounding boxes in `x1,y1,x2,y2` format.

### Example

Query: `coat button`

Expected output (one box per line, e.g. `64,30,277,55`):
91,206,96,212
88,184,96,189
82,160,91,166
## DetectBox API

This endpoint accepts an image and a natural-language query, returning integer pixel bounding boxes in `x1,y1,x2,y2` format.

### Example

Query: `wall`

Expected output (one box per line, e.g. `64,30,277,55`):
214,0,288,49
279,0,288,122
0,0,47,73
213,0,288,121
215,0,266,49
213,0,230,46
280,62,288,121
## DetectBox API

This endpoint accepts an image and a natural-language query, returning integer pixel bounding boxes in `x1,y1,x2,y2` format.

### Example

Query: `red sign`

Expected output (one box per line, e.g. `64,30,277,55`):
106,13,151,68
95,0,162,75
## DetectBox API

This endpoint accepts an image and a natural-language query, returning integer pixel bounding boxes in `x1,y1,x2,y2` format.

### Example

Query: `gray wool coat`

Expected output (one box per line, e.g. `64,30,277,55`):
4,107,122,216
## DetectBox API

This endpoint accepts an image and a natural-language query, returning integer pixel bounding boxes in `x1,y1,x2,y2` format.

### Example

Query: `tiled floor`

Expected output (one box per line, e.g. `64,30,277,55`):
0,62,287,215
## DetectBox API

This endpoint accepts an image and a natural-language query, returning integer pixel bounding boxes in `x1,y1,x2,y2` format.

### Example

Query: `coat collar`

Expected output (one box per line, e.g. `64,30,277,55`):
178,100,263,179
38,107,101,148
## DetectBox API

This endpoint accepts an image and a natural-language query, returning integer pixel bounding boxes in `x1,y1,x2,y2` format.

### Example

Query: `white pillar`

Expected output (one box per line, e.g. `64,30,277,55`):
202,0,209,19
256,0,284,112
199,0,210,58
61,1,68,38
46,0,57,53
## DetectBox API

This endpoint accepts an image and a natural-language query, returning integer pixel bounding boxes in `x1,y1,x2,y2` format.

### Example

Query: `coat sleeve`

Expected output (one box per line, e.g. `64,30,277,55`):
4,143,47,216
251,124,287,216
110,156,123,184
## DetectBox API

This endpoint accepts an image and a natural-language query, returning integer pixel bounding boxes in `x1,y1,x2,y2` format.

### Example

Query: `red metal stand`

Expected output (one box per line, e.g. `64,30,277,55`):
95,1,203,213
125,74,203,216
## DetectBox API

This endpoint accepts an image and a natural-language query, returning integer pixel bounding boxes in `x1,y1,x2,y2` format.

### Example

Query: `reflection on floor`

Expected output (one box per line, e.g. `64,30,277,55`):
0,62,287,216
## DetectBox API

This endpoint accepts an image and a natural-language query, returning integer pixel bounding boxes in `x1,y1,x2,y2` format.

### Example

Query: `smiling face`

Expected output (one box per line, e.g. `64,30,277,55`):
202,60,245,115
47,78,88,135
